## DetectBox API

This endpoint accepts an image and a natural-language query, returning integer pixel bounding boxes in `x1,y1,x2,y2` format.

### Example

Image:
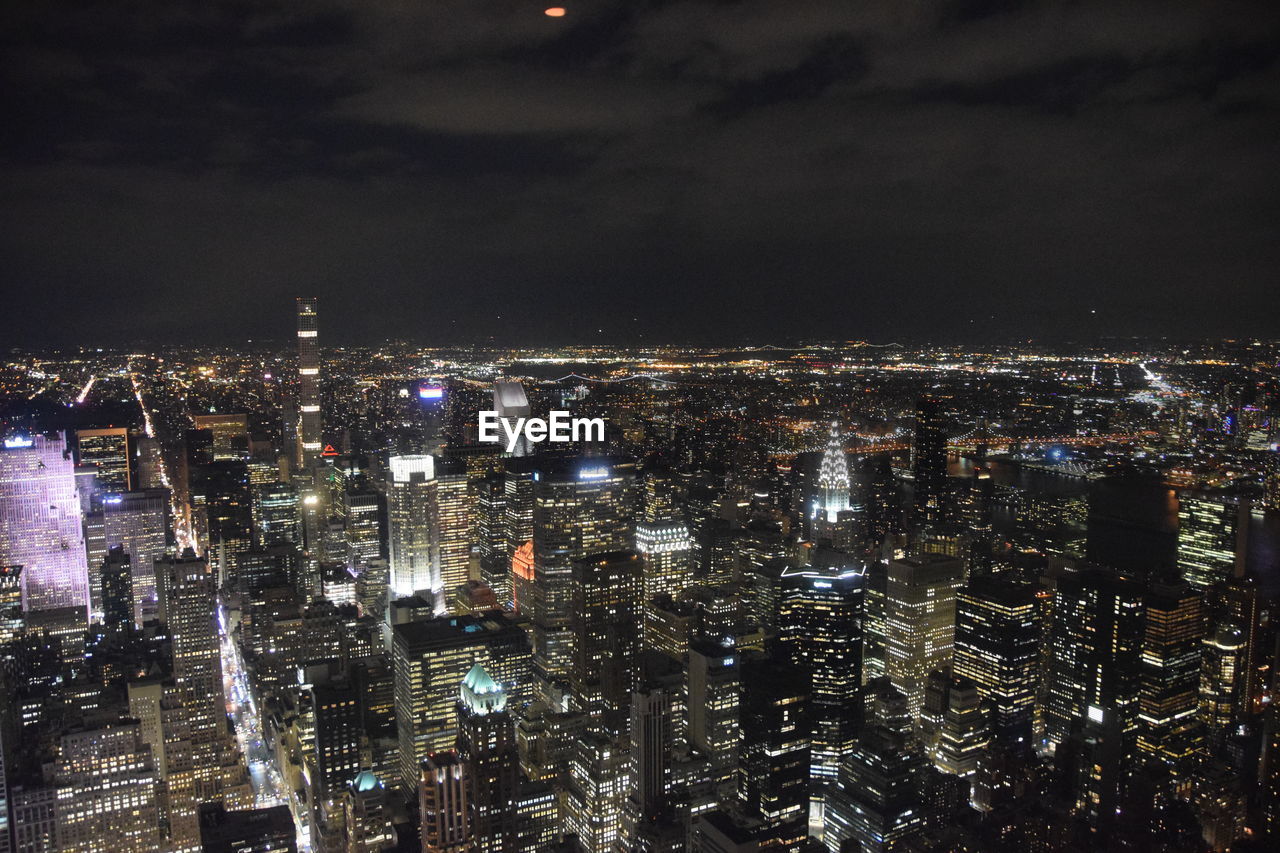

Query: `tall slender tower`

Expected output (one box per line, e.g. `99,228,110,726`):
296,297,323,466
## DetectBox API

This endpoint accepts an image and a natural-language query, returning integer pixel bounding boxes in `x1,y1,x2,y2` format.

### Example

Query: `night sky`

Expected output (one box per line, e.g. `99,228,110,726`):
3,1,1278,346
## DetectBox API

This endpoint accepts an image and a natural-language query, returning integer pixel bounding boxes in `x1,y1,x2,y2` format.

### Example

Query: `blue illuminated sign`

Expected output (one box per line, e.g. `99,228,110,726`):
419,386,444,400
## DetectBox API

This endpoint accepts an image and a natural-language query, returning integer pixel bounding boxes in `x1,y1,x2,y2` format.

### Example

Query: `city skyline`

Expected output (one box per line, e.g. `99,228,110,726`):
2,2,1279,852
0,297,1277,851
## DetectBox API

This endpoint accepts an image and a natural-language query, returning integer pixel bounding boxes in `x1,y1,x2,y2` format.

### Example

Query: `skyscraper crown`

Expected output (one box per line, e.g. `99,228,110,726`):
814,420,852,521
460,662,507,715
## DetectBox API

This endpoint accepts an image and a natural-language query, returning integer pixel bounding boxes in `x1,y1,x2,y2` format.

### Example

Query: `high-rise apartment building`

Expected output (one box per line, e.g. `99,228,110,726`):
296,297,323,465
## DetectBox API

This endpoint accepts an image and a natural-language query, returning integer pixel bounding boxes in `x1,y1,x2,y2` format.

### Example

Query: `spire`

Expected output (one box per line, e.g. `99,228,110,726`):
815,420,852,522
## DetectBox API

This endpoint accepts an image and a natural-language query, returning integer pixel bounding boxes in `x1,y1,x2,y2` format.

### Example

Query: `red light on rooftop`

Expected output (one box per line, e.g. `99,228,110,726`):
545,7,566,17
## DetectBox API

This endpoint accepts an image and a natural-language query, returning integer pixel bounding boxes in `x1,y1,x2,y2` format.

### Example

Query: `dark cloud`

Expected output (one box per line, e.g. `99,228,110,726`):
1,0,1278,346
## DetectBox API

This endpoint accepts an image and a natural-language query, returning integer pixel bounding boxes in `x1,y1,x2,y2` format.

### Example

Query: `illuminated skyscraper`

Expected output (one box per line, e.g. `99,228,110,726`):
1043,569,1144,751
529,457,636,696
811,421,857,549
621,679,676,846
687,640,741,805
570,550,643,733
930,676,988,792
502,461,536,592
392,613,530,790
456,663,519,853
88,488,168,623
953,574,1040,745
1136,580,1203,785
635,517,692,605
341,486,381,570
823,683,928,853
778,562,864,787
564,731,629,853
0,433,91,614
387,454,437,601
75,427,131,491
296,296,323,465
156,554,232,833
1206,574,1263,715
814,422,852,520
1200,621,1246,750
254,481,301,548
475,475,511,606
341,772,395,852
1177,494,1241,589
435,465,471,611
884,553,963,721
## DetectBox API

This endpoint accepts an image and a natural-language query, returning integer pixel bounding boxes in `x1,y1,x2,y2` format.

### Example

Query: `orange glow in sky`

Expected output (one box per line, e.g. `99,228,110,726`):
545,7,566,17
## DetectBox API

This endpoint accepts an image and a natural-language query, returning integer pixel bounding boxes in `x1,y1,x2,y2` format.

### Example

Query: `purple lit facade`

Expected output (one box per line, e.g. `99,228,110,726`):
0,433,91,613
